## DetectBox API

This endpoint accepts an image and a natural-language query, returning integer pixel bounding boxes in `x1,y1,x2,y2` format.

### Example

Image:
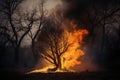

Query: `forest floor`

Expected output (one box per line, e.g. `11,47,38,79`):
0,70,120,80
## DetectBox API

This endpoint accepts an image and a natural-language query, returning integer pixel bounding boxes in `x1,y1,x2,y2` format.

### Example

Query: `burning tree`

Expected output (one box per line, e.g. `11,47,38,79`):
35,12,89,72
37,26,70,71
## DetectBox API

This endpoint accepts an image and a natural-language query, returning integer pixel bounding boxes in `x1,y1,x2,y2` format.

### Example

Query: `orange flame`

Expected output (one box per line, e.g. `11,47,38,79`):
62,22,88,70
28,13,89,73
28,22,88,73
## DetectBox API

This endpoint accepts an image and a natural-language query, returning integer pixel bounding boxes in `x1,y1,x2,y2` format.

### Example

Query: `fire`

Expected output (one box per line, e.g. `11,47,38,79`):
27,21,88,74
28,13,89,73
62,22,88,70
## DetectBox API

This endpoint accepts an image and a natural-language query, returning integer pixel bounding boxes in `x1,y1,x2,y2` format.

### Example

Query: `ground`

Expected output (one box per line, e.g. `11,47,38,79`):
0,70,120,80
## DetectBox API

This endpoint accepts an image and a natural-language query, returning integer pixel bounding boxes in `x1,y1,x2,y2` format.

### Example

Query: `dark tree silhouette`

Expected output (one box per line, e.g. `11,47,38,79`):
0,0,27,65
28,0,47,62
79,1,120,70
0,0,45,65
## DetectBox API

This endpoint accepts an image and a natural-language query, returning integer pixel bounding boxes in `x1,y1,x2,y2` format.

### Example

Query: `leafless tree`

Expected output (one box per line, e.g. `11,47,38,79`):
77,1,120,52
0,0,41,65
28,0,47,62
36,12,71,71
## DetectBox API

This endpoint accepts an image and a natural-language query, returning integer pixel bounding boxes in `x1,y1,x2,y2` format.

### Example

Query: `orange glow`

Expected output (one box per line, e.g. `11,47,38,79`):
28,13,89,73
62,22,88,70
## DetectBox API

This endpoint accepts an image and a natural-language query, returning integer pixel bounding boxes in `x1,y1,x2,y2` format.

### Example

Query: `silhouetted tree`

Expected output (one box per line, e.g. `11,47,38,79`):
28,0,47,62
84,1,120,70
77,1,120,53
0,0,41,65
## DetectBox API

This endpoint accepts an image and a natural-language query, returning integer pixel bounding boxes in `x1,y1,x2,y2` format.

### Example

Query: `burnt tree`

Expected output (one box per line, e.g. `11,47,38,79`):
36,24,70,71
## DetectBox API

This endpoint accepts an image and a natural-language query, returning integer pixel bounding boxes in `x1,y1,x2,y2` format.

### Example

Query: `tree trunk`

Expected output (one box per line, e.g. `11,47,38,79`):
31,40,39,62
47,56,62,72
14,46,19,66
101,15,106,53
57,56,62,70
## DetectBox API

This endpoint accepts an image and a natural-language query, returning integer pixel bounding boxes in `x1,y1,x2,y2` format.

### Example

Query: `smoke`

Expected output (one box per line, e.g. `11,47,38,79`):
60,0,120,71
33,0,104,71
61,0,120,19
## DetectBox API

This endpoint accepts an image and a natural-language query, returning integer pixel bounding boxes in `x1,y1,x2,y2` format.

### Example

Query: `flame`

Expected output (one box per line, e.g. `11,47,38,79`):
28,22,88,74
62,22,88,70
48,11,88,71
28,13,89,73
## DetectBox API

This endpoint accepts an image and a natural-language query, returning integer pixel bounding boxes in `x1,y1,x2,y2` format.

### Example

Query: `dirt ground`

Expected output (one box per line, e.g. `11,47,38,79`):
0,70,120,80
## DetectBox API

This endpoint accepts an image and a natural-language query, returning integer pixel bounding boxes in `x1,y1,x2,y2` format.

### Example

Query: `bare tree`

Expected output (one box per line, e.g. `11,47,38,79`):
77,1,120,51
28,0,47,62
0,0,37,65
36,11,71,71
